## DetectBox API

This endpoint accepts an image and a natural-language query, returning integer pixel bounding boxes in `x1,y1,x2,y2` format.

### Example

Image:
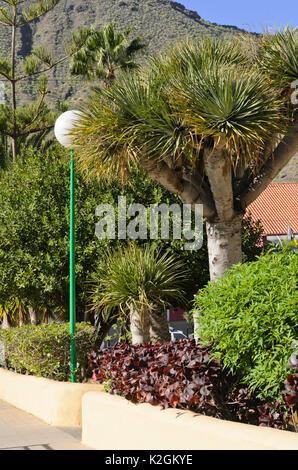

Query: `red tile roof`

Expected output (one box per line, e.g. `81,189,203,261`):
246,182,298,236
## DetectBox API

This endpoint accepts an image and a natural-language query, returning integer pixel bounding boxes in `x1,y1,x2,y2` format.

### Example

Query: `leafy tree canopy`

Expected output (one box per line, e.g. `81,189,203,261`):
0,144,264,323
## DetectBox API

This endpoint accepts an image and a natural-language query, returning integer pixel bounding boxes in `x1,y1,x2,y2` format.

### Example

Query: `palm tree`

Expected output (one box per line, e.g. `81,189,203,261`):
71,29,298,282
88,243,190,345
70,23,147,85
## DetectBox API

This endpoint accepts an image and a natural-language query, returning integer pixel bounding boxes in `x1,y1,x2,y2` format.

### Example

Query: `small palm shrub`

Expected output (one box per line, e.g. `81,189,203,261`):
88,243,191,344
192,248,298,401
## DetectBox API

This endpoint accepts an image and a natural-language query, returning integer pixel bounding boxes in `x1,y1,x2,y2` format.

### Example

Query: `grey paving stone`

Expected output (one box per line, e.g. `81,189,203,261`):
0,400,92,450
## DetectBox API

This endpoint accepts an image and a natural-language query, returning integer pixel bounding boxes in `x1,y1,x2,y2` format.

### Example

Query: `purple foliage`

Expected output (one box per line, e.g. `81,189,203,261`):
88,339,297,430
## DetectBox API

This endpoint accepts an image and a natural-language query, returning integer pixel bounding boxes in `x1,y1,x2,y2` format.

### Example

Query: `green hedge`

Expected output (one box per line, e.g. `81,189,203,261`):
0,322,96,382
192,248,298,401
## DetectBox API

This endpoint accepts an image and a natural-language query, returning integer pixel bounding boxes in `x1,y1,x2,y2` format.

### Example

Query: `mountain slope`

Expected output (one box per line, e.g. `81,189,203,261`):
0,0,248,104
0,0,295,181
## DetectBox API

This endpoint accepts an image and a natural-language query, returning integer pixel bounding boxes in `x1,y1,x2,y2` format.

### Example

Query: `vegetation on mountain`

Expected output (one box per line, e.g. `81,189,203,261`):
0,0,249,105
70,22,147,84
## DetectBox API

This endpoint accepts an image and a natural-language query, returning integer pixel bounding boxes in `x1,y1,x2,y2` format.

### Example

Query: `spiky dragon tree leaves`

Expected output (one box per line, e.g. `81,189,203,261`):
71,71,195,183
72,32,294,181
256,27,298,94
170,64,289,166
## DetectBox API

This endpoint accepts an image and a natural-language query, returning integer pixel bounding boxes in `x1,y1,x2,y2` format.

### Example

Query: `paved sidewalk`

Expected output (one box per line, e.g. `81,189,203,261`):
0,399,93,450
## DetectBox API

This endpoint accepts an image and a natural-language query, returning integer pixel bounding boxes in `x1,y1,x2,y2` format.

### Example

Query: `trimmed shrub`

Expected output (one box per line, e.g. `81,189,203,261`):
192,248,298,401
0,322,96,382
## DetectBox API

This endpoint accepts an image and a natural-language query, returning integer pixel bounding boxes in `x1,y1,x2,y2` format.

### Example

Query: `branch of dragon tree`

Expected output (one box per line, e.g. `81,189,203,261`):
140,159,216,218
203,137,235,222
235,132,283,199
178,180,216,218
179,170,216,216
183,164,215,208
240,119,298,208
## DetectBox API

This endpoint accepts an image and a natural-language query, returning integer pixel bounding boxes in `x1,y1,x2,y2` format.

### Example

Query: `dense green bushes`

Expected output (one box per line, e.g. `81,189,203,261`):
0,322,96,382
193,249,298,401
0,145,264,328
0,145,207,321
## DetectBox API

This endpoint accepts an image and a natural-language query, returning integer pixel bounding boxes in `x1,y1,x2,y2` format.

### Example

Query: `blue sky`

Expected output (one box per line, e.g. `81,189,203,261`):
180,0,298,33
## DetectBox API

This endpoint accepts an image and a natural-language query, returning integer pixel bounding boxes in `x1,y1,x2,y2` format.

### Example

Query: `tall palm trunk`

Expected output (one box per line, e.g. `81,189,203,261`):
193,143,243,341
149,304,171,343
129,304,150,345
193,215,243,342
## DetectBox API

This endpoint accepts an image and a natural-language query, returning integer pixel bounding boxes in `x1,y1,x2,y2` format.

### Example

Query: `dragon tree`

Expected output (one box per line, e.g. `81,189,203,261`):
71,28,298,281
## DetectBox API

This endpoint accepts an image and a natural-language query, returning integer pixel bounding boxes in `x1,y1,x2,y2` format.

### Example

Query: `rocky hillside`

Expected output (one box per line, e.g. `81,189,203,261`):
0,0,248,104
0,0,295,181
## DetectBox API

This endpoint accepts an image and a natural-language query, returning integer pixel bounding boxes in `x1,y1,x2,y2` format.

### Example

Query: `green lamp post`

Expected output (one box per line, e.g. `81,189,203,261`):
54,110,82,383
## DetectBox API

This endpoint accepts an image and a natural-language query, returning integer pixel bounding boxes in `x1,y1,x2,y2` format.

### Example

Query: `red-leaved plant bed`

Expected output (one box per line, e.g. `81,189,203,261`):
88,339,297,430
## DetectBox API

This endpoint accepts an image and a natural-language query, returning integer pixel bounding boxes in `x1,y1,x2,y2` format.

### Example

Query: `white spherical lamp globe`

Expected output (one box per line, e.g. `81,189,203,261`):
54,110,83,148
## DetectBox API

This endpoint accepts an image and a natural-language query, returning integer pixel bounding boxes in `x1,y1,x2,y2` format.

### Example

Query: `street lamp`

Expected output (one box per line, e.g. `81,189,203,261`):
54,110,82,383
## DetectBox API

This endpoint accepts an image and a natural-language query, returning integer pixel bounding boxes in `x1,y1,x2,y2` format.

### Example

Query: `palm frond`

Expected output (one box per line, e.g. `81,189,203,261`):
70,22,147,83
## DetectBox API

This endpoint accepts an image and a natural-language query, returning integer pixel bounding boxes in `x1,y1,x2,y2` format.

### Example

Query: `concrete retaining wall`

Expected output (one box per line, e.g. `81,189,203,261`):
1,368,297,450
0,368,101,426
82,391,298,450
